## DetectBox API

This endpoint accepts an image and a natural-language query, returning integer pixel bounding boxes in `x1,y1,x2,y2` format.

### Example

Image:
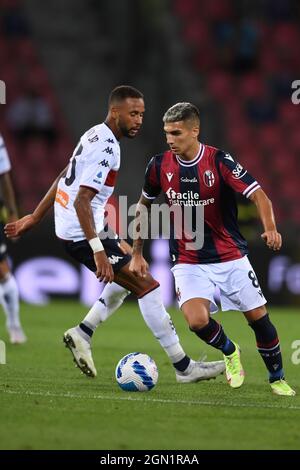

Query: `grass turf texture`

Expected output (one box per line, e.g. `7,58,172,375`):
0,301,299,450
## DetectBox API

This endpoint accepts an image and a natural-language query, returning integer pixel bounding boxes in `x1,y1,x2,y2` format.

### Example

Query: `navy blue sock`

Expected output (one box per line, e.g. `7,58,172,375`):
173,355,191,372
191,317,235,355
249,314,284,383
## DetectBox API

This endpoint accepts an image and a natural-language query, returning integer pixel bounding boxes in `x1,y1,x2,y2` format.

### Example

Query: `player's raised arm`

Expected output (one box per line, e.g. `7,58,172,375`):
249,188,282,251
4,166,68,238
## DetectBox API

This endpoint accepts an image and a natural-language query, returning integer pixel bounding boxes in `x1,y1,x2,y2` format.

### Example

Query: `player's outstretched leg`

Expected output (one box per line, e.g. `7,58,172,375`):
63,327,97,378
182,299,244,388
192,322,244,388
222,342,245,389
114,266,226,383
247,312,295,396
63,283,130,377
137,286,225,382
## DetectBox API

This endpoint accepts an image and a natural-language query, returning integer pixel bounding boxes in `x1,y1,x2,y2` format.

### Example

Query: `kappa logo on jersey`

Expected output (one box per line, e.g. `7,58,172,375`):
203,170,215,187
103,147,113,155
108,255,123,265
99,159,109,167
232,163,247,179
105,138,114,144
166,172,173,182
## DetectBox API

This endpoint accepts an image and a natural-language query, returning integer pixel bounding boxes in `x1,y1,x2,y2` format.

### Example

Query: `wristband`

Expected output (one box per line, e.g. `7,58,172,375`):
88,237,104,253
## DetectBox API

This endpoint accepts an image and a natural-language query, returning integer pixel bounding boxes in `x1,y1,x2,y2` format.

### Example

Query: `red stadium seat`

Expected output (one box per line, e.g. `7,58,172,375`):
257,124,283,151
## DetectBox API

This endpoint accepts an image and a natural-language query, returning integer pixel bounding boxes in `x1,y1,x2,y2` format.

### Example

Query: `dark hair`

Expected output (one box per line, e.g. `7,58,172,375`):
163,102,200,124
109,85,144,105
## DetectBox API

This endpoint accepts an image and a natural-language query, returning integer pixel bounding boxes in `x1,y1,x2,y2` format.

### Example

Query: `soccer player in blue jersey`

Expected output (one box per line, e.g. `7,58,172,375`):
130,102,295,396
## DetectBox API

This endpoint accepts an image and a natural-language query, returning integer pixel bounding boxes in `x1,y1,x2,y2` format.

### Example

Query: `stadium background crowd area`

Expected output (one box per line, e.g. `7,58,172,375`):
0,0,299,305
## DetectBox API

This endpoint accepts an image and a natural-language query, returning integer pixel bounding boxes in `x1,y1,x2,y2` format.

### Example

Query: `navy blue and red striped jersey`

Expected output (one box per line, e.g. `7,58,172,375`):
142,143,261,264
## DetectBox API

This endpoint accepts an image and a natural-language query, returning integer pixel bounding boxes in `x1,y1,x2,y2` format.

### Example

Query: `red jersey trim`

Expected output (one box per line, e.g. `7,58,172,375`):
105,169,118,187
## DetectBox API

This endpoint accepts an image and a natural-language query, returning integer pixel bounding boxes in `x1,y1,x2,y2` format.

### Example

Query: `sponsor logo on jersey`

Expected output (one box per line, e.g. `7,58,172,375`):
166,187,214,206
87,128,99,143
99,159,109,168
92,171,102,184
105,138,114,144
232,163,247,179
88,135,99,143
224,153,234,162
203,170,215,187
103,146,113,155
166,172,173,182
55,188,69,208
181,177,198,183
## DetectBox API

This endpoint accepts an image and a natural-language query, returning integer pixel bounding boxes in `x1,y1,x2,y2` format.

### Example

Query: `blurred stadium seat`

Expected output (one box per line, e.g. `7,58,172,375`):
0,0,73,211
174,0,300,226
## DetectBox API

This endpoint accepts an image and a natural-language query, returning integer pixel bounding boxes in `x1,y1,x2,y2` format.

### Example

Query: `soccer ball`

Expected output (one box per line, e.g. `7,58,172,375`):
115,352,158,392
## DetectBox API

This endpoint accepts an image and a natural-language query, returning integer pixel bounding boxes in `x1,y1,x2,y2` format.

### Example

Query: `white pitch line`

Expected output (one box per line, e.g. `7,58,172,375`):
1,388,300,410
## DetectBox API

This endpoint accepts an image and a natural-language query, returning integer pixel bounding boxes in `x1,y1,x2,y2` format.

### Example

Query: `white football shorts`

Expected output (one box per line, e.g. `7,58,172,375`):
171,256,266,313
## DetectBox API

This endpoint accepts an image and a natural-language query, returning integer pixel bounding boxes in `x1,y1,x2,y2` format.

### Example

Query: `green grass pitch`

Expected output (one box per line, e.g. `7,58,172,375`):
0,301,299,450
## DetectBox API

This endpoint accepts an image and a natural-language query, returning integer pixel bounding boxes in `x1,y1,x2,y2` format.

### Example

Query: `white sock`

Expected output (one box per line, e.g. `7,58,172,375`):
0,274,21,329
138,286,186,364
82,282,130,331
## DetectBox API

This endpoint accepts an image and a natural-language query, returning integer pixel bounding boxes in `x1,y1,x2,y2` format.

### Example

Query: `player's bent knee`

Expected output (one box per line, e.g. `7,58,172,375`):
244,305,267,322
188,318,210,331
115,266,160,298
137,279,160,299
182,308,209,330
181,302,210,330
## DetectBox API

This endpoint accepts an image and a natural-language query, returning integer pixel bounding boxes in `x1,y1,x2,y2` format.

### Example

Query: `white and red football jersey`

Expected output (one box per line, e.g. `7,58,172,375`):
55,123,120,241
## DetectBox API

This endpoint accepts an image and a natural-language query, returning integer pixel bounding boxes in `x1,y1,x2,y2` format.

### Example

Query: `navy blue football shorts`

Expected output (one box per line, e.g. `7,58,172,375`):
61,226,131,274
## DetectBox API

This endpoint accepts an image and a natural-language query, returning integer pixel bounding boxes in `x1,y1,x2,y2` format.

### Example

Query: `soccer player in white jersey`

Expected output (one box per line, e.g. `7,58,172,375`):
130,102,295,396
5,86,225,382
0,133,26,344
